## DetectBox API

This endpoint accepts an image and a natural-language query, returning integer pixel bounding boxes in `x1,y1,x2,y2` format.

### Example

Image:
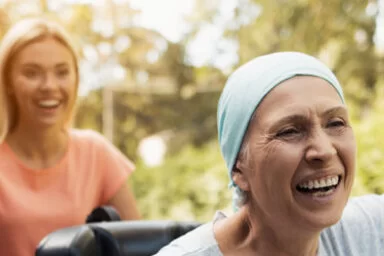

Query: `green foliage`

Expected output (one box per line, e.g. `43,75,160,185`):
231,0,380,117
353,80,384,195
130,141,232,222
75,89,222,161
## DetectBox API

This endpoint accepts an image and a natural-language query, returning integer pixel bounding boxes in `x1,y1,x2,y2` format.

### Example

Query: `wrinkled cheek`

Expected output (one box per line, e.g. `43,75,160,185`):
256,144,297,194
338,135,356,192
263,144,301,174
346,145,357,183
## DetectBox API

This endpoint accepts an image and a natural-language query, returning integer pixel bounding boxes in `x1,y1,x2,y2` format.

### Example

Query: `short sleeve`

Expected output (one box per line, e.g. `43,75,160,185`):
89,131,136,204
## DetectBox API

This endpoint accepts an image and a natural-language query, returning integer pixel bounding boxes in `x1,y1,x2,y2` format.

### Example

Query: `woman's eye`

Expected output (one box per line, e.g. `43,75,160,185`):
23,69,39,78
56,69,69,77
327,119,345,128
276,128,299,137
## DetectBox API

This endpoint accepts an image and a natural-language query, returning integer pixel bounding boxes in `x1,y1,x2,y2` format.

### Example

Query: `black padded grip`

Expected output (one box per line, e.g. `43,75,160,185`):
36,220,201,256
89,226,120,256
35,225,100,256
86,206,121,223
90,220,201,256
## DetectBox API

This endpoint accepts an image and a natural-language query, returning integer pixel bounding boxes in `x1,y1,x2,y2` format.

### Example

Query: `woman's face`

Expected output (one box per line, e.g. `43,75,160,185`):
9,37,77,129
235,76,356,231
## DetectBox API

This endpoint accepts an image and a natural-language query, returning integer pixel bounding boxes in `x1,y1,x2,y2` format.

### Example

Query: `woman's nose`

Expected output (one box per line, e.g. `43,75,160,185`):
305,129,337,165
40,74,58,91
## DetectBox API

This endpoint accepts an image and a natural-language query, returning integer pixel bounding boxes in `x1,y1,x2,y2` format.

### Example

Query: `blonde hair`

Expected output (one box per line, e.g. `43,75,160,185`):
0,17,79,143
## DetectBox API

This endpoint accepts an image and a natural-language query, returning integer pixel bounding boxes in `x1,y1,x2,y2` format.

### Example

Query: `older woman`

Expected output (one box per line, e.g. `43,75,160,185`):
154,52,384,255
0,17,140,256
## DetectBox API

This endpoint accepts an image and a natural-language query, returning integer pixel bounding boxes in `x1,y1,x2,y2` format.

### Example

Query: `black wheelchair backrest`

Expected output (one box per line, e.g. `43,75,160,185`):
36,220,201,256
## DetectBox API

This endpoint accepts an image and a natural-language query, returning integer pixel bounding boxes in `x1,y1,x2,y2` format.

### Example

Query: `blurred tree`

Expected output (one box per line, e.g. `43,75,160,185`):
130,140,232,221
353,78,384,195
228,0,380,118
0,8,10,37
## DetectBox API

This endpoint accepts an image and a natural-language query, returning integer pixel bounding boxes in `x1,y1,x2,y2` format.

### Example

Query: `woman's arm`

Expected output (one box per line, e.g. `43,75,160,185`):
107,179,141,220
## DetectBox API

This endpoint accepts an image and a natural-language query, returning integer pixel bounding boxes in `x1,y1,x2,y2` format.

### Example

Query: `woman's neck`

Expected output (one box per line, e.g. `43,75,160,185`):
6,124,69,169
214,206,320,256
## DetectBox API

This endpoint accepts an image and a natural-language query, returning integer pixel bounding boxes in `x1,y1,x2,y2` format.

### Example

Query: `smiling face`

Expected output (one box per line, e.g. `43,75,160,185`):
234,76,356,231
9,37,77,130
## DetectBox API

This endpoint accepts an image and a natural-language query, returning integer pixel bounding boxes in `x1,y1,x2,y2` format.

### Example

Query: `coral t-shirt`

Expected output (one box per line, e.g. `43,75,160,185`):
0,129,135,256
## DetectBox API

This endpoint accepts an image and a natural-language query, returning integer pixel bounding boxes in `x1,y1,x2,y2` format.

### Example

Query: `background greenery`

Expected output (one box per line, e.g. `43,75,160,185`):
1,0,384,222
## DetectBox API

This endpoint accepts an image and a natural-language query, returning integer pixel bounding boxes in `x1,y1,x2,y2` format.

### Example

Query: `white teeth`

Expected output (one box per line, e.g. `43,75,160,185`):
298,175,339,189
38,100,60,107
313,188,334,197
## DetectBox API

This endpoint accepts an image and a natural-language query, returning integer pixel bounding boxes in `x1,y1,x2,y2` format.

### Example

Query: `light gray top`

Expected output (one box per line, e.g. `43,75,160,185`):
153,194,384,256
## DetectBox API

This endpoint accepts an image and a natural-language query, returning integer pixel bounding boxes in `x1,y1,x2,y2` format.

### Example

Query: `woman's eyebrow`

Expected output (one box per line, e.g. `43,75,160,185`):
322,106,348,117
267,114,308,131
21,62,69,69
21,63,40,68
55,63,69,68
274,114,307,124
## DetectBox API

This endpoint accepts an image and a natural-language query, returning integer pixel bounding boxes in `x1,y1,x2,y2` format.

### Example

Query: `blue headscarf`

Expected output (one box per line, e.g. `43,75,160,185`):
217,52,345,187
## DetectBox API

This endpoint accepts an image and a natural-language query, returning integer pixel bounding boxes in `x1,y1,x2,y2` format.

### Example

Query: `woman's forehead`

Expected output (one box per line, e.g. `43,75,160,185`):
258,76,342,109
254,76,346,123
13,38,74,68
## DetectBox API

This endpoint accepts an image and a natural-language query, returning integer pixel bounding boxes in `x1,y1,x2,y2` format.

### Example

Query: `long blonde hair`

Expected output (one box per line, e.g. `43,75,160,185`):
0,17,79,143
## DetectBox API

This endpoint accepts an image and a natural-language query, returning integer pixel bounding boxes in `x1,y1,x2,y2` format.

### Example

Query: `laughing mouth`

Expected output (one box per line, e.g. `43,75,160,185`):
38,100,61,109
296,175,341,195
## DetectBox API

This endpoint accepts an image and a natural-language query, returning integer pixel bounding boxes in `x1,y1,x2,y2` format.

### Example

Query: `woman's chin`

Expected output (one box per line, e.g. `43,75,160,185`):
295,205,345,232
32,118,65,130
293,181,350,228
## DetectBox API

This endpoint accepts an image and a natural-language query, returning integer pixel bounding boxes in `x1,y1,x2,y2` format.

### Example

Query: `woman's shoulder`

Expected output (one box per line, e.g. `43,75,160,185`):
69,128,104,140
342,194,384,221
336,194,384,230
67,129,120,159
154,221,222,256
319,194,384,255
69,129,112,147
68,128,134,169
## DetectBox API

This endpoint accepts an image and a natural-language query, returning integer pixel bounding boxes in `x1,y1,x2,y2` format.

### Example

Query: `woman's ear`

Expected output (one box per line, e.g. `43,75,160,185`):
232,160,250,192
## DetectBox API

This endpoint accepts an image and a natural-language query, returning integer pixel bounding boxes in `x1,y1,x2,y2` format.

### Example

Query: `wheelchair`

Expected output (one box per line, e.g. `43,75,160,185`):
35,206,201,256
